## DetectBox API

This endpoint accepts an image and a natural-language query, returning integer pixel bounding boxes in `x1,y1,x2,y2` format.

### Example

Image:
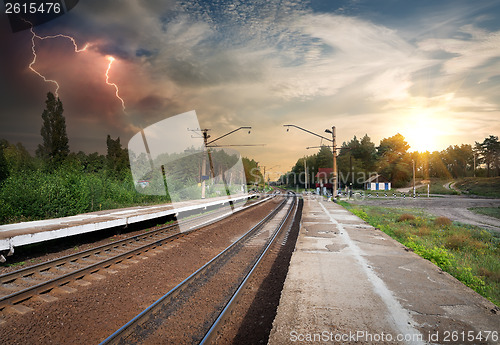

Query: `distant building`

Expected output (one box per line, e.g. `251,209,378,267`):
315,168,333,194
363,174,391,191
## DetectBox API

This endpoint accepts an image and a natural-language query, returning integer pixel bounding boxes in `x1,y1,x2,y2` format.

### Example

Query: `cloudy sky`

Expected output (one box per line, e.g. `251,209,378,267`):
1,0,499,178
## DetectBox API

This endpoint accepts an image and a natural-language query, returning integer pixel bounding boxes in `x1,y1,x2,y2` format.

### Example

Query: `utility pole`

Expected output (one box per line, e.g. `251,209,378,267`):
284,124,339,198
473,154,476,177
200,129,210,199
412,159,416,197
326,126,337,198
332,126,337,198
262,166,266,191
195,126,252,199
304,157,308,192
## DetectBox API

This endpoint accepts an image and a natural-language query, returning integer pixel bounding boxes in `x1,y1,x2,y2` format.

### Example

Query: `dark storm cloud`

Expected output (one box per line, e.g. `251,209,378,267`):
0,0,499,164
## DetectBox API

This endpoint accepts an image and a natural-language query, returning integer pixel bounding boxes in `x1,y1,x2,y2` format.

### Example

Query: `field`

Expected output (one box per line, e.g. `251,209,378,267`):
340,202,500,306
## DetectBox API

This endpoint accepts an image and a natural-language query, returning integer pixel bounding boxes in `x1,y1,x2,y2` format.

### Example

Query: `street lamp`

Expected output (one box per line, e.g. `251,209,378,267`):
284,124,338,198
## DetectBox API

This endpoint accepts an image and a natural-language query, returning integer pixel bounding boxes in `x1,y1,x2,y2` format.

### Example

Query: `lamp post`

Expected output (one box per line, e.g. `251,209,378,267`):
325,126,337,198
284,124,337,198
199,126,251,198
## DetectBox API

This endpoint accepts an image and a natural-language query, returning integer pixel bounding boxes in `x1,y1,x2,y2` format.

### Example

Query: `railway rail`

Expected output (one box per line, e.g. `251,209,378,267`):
0,194,270,314
100,192,298,344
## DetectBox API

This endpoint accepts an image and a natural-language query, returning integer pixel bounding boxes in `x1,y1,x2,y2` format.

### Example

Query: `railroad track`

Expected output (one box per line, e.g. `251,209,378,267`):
0,194,270,314
100,192,298,344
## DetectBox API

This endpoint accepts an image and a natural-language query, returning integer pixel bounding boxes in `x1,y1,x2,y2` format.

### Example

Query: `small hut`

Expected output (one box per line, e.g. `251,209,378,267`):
363,174,391,191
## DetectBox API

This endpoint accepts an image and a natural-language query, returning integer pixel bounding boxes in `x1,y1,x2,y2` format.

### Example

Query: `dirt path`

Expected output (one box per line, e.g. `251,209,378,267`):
443,181,461,193
350,196,500,232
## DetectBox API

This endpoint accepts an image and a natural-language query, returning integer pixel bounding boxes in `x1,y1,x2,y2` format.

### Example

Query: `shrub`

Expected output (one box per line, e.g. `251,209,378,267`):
434,216,452,227
478,267,500,283
445,233,471,250
454,266,486,293
397,213,415,222
405,239,453,270
445,233,488,251
417,226,431,236
350,209,368,221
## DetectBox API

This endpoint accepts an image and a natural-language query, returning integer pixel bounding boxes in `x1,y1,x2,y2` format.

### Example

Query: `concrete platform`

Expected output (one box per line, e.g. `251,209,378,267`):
0,194,252,254
268,196,499,345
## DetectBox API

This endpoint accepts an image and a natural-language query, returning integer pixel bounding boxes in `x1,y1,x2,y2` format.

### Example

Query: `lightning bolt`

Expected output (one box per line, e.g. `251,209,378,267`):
27,22,89,98
25,20,126,113
105,56,127,112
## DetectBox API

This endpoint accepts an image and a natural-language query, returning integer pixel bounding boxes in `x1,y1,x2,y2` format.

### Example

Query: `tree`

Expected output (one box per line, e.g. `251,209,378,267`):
3,141,34,173
476,135,500,177
36,92,69,167
106,135,129,178
428,151,451,179
316,145,333,169
377,133,411,187
442,144,473,178
337,134,377,188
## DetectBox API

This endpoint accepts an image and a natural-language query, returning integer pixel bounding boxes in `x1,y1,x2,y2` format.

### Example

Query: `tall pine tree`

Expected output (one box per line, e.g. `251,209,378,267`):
36,92,69,167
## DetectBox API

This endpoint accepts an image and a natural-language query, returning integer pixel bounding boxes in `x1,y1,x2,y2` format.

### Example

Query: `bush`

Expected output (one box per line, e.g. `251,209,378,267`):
405,239,453,270
478,267,500,283
434,216,452,227
397,213,415,222
0,168,171,224
453,266,486,293
445,233,488,251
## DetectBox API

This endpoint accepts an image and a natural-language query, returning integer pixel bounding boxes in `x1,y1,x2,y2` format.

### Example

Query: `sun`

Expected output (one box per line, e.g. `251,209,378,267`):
403,123,439,152
400,108,444,152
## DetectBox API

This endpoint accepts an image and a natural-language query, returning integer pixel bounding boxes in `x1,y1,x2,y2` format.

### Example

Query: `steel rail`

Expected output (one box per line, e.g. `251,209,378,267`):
99,194,291,345
200,193,297,344
0,197,252,285
0,195,269,311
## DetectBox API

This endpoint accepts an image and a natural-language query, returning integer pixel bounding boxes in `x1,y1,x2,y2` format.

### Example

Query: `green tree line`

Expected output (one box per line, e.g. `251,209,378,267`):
0,92,260,224
283,133,499,189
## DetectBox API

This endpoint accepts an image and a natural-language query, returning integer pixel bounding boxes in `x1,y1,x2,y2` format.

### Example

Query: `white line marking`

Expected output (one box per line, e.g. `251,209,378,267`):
319,201,426,345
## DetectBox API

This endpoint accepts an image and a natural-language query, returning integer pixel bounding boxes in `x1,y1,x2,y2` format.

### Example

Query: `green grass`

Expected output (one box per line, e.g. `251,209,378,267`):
455,177,500,198
5,261,25,267
339,202,500,306
469,207,500,220
416,179,459,195
0,169,171,225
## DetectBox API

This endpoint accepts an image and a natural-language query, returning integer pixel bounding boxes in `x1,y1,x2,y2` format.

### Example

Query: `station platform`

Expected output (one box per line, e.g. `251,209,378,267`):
0,194,252,257
268,196,498,345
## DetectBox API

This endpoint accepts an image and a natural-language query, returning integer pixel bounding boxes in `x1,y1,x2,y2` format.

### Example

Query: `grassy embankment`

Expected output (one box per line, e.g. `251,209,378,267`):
340,202,500,306
468,207,500,220
455,177,500,198
415,177,500,198
0,169,171,225
415,179,459,195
